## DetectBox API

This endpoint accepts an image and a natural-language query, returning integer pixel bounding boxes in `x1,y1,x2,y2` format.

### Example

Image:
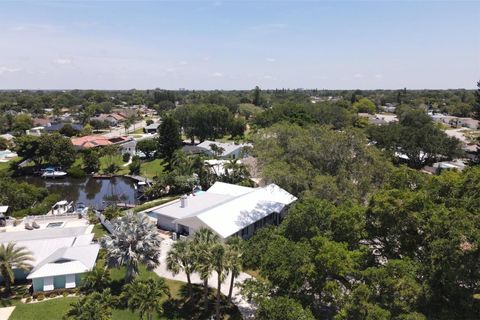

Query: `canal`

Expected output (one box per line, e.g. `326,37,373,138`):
17,176,139,210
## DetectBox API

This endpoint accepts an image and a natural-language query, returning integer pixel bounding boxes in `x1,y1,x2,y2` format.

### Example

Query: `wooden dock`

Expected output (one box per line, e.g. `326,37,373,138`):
92,173,114,179
125,175,153,184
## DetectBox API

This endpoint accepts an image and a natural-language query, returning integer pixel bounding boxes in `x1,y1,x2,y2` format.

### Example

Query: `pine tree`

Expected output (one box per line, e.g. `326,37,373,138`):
253,86,262,106
474,80,480,120
157,115,182,162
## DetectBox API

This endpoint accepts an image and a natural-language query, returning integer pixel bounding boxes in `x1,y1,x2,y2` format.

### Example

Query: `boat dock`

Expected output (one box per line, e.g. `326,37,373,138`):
125,175,153,185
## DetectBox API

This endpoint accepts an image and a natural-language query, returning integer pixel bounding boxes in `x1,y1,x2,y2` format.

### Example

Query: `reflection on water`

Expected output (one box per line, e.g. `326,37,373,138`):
16,176,138,210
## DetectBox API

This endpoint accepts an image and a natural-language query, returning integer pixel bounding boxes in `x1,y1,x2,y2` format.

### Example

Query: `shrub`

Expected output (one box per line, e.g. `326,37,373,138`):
62,291,69,297
25,297,32,303
122,153,131,162
128,156,141,175
36,293,45,301
68,165,86,179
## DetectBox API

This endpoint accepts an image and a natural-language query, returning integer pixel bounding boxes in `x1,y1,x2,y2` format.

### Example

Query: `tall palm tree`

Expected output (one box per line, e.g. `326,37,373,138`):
80,264,111,294
211,243,228,320
166,239,196,296
100,212,162,282
122,278,170,320
226,236,243,302
0,242,33,295
192,228,220,310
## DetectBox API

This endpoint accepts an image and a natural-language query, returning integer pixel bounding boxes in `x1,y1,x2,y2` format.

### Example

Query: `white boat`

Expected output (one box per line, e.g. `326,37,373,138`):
41,167,67,179
75,202,89,216
47,200,73,215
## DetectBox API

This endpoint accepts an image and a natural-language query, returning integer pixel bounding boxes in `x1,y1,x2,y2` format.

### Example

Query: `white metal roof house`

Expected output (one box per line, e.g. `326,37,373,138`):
0,219,100,292
144,182,297,239
195,140,252,159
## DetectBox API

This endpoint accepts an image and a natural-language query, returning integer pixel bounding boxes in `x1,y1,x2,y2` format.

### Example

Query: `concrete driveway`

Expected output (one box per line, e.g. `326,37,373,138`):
155,239,256,319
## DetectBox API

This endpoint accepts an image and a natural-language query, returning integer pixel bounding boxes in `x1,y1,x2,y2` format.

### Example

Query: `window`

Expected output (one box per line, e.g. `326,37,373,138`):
43,276,54,291
65,274,76,288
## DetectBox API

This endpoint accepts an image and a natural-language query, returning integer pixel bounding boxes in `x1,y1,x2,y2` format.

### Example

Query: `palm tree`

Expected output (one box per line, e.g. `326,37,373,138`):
166,239,196,296
64,289,114,320
80,264,111,293
122,278,170,320
222,159,250,184
192,228,220,310
100,212,162,282
0,242,33,295
226,236,243,302
211,243,228,320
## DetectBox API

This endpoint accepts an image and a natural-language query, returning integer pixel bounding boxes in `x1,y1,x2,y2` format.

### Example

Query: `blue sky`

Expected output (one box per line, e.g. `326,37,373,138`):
0,0,478,90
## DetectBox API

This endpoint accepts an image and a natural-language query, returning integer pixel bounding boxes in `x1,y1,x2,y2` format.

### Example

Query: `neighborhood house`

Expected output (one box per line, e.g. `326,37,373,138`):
71,135,137,155
193,140,252,159
0,217,99,292
144,182,297,240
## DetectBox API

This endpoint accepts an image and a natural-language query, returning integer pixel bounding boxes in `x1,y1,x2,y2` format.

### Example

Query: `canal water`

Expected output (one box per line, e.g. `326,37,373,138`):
16,176,138,210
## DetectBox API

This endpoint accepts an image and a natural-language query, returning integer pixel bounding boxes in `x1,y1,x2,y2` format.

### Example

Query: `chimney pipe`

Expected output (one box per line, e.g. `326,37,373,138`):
180,195,187,208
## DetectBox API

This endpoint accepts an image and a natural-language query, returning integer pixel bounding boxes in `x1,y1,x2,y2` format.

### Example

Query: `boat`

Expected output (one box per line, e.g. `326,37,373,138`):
74,202,89,216
41,167,67,179
47,200,73,215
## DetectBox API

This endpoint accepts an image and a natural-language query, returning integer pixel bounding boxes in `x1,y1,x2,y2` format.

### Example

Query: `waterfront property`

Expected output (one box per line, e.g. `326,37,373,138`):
71,135,137,155
0,216,99,292
184,140,252,159
144,181,297,239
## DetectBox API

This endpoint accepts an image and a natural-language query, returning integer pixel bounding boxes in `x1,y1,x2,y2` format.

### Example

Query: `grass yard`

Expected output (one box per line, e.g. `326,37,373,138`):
140,159,166,179
99,154,129,175
10,297,79,320
0,157,20,175
92,223,109,240
132,127,144,134
10,266,241,320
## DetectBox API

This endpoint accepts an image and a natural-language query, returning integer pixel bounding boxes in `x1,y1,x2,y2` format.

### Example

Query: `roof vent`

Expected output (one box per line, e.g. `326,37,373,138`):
180,195,188,208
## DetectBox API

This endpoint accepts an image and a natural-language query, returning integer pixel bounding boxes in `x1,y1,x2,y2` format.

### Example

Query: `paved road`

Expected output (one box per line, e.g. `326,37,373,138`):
154,239,256,319
103,119,147,137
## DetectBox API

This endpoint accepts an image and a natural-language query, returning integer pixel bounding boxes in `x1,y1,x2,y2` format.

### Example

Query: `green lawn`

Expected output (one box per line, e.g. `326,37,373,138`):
10,265,241,320
92,223,108,240
99,155,129,175
10,297,79,320
0,157,20,175
132,127,144,134
140,159,166,179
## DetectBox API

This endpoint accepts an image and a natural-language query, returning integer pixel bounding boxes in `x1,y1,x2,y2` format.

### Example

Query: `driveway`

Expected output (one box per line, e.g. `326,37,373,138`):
0,306,15,320
155,239,256,319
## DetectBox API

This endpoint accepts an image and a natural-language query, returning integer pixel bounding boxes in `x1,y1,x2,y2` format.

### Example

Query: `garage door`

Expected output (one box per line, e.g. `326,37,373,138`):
157,214,176,231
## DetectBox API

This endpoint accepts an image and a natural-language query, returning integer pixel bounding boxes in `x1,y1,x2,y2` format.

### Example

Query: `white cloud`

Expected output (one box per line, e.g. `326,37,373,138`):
353,73,364,78
263,75,276,80
54,58,72,65
178,60,188,65
249,23,286,32
266,58,276,63
0,67,21,74
212,72,223,77
374,74,384,79
10,24,59,33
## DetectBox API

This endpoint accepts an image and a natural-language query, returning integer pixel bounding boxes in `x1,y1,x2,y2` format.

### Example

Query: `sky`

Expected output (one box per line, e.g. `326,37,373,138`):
0,0,478,90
